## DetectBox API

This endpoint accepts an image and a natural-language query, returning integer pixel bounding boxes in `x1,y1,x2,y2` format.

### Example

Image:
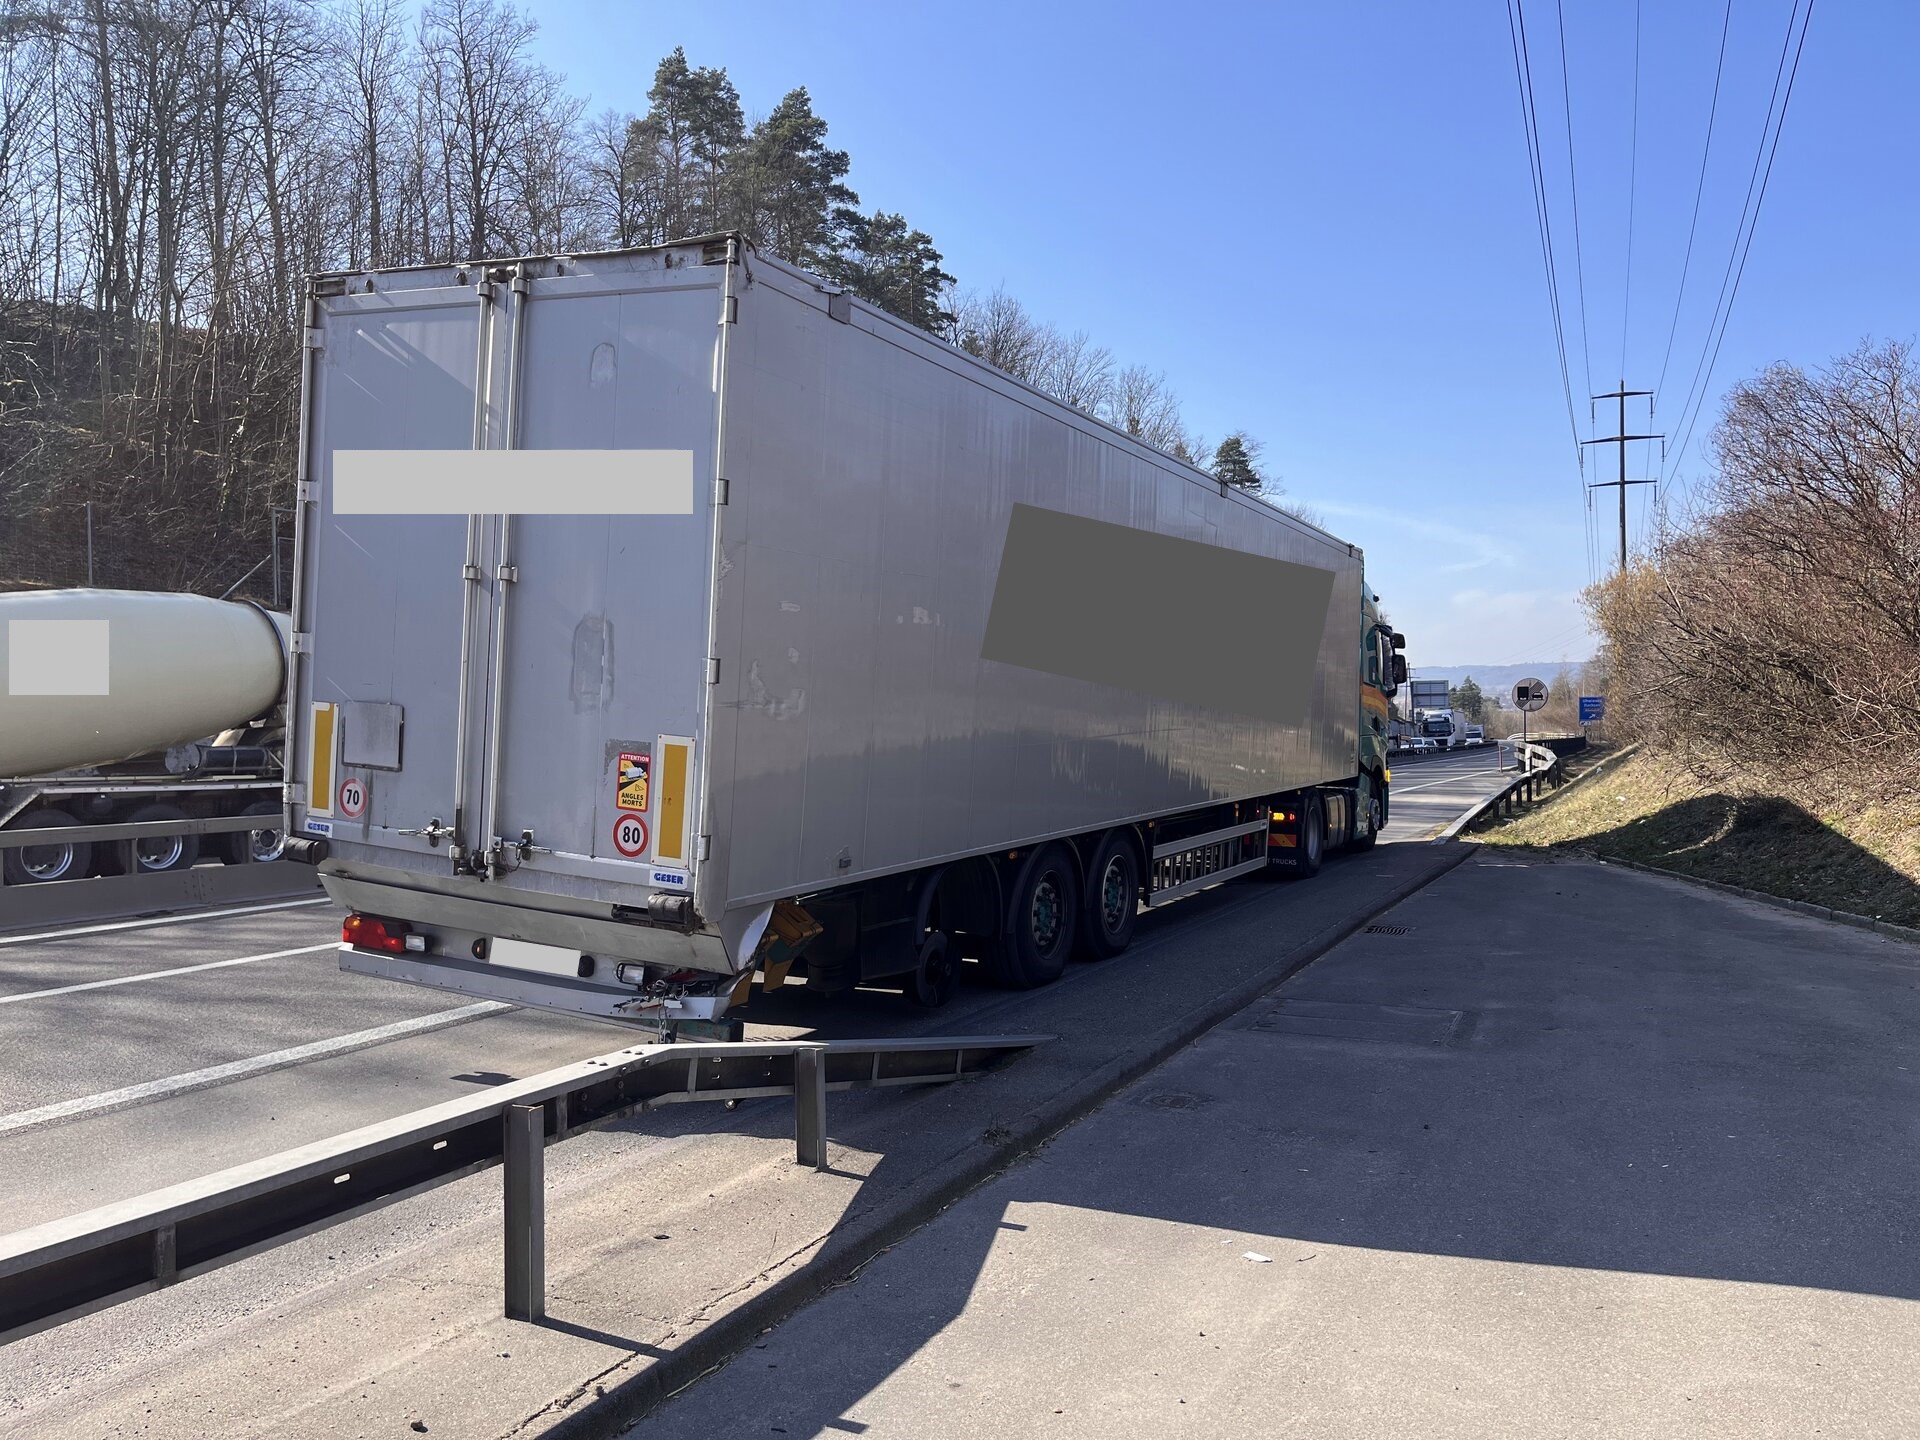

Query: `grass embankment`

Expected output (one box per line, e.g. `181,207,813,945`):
1481,748,1920,928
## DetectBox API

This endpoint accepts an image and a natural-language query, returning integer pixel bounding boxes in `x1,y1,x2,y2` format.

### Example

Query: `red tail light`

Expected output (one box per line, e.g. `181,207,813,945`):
342,912,409,954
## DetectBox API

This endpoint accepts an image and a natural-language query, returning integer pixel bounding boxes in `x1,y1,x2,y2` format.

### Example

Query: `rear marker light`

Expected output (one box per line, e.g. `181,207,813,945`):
342,912,410,954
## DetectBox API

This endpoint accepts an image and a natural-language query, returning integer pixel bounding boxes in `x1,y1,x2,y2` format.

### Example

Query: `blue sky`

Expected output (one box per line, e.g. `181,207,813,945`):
526,1,1914,667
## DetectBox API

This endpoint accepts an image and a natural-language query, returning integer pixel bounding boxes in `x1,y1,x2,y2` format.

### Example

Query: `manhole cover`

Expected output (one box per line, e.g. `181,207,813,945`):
1363,924,1411,935
1251,999,1465,1046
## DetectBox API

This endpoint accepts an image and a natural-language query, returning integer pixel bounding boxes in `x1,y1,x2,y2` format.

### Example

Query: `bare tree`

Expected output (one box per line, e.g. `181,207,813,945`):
1102,363,1184,452
954,285,1045,381
1032,326,1112,414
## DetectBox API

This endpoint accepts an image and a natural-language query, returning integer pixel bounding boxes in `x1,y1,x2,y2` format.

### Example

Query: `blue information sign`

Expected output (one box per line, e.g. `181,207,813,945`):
1579,696,1605,724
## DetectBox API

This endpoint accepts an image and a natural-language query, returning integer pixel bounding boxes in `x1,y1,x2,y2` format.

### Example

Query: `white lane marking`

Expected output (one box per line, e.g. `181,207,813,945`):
1392,771,1503,795
0,1002,511,1136
0,896,332,948
0,944,337,1004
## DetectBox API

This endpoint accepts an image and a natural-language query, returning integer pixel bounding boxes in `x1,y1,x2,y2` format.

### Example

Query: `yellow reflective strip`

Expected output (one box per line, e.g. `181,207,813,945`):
309,703,336,813
655,739,690,862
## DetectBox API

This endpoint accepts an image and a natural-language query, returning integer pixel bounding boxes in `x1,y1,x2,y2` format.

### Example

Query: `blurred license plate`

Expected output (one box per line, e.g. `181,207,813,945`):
489,937,583,977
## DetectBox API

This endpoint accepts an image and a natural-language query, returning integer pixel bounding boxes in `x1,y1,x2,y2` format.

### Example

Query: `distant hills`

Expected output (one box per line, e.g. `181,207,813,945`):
1410,664,1594,701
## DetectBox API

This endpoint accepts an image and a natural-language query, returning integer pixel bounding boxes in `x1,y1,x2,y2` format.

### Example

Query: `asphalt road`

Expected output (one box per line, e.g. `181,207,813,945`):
0,761,1520,1438
0,755,1513,1228
644,851,1920,1440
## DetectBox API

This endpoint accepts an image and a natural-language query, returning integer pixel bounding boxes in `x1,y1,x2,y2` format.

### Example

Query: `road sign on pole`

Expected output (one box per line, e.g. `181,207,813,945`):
1513,677,1548,752
1579,696,1605,724
1512,678,1548,713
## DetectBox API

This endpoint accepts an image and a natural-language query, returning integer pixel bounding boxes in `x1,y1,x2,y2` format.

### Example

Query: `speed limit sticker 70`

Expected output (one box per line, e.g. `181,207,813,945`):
611,813,649,858
338,776,368,819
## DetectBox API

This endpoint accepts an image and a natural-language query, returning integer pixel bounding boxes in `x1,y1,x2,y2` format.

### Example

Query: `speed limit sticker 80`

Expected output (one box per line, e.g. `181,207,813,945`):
611,813,649,859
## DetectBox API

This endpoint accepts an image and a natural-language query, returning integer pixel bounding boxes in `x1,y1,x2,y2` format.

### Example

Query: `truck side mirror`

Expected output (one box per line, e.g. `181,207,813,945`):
1390,655,1408,687
1390,631,1406,650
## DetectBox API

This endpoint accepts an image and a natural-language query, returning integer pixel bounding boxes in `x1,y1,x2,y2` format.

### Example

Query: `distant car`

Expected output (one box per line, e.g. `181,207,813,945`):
1406,737,1439,754
1462,735,1486,748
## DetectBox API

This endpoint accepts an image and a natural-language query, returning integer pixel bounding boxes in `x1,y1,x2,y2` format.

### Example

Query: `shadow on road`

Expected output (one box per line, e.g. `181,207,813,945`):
633,849,1920,1438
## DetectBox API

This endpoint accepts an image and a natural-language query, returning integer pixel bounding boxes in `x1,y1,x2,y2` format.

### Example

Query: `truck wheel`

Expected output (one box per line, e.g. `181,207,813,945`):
908,931,958,1008
1076,831,1139,960
119,803,200,874
1001,844,1079,988
1284,793,1326,879
1352,777,1384,851
220,800,286,864
2,807,91,885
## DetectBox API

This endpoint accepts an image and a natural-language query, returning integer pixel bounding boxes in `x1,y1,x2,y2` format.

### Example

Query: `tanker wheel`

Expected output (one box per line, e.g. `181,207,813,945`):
1076,831,1140,961
219,800,286,864
119,803,200,874
908,931,958,1008
2,807,92,885
1001,844,1079,989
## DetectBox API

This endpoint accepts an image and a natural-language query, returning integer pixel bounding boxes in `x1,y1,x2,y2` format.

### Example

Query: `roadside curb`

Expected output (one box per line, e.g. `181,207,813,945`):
531,843,1478,1439
1589,854,1920,948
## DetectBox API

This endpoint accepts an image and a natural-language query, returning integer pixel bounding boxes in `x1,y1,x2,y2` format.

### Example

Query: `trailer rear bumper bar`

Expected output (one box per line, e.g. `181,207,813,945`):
319,865,732,973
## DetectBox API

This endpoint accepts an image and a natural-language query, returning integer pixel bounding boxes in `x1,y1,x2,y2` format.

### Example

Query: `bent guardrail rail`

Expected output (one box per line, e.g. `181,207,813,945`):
0,1032,1047,1341
1438,742,1566,841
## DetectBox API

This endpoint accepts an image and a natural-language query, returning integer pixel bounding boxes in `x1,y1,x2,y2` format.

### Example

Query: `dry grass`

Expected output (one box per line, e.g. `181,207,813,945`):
1481,749,1920,927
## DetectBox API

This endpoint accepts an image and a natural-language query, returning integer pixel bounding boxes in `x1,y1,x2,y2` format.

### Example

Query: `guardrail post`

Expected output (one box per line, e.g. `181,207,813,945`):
794,1046,828,1170
503,1103,545,1322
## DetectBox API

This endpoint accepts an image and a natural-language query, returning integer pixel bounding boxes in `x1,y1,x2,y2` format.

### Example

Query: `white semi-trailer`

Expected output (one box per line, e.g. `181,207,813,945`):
286,235,1401,1035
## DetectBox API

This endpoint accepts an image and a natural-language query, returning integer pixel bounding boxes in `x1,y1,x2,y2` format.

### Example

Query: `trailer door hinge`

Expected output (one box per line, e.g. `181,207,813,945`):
295,479,313,505
722,295,738,325
706,657,721,685
290,632,313,656
302,326,324,351
713,477,729,506
698,834,711,862
495,563,518,583
462,562,482,581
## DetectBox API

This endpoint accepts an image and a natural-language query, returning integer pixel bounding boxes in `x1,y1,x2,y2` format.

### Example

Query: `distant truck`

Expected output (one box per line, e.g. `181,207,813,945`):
285,234,1409,1035
0,589,291,886
1406,678,1458,749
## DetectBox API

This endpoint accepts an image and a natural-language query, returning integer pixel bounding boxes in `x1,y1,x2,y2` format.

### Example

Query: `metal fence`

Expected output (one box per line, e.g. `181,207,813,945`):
0,1031,1046,1342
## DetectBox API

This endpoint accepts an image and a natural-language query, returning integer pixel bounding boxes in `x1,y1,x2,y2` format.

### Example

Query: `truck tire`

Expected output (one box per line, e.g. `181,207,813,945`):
908,931,958,1008
2,807,91,885
1076,830,1140,960
1281,792,1326,879
1351,775,1384,851
1000,844,1079,988
118,802,200,874
219,800,287,864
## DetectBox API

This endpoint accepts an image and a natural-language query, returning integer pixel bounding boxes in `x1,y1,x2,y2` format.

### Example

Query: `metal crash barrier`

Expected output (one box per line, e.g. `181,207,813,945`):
0,1032,1047,1340
0,814,319,929
1440,742,1567,840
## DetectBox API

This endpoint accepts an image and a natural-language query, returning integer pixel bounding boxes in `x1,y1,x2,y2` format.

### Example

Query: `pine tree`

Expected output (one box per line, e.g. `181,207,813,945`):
738,88,858,271
825,211,955,331
1211,432,1264,490
1449,677,1486,721
628,48,744,242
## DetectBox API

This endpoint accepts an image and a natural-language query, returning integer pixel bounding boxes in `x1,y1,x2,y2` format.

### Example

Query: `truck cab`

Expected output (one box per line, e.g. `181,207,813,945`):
1358,593,1405,840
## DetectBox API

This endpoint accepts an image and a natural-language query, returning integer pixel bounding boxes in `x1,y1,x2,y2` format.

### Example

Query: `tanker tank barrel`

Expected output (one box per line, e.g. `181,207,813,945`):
0,589,290,777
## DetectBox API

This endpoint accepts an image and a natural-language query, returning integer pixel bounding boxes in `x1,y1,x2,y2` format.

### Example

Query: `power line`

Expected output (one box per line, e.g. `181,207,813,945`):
1505,0,1581,458
1619,0,1642,381
1664,0,1814,492
1654,0,1734,403
1553,0,1594,400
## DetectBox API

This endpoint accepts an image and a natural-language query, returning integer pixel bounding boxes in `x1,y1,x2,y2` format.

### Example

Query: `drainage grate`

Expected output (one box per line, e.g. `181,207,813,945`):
1363,924,1411,935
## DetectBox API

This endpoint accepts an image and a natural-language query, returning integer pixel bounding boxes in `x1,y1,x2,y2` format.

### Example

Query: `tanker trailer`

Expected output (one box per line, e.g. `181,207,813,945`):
0,589,292,886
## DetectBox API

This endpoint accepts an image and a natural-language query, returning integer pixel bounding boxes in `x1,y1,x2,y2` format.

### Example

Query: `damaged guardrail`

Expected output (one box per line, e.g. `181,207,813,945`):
1437,742,1566,841
0,1032,1046,1341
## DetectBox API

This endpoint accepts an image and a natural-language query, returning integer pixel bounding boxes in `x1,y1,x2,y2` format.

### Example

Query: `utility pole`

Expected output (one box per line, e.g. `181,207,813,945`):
1581,385,1662,573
